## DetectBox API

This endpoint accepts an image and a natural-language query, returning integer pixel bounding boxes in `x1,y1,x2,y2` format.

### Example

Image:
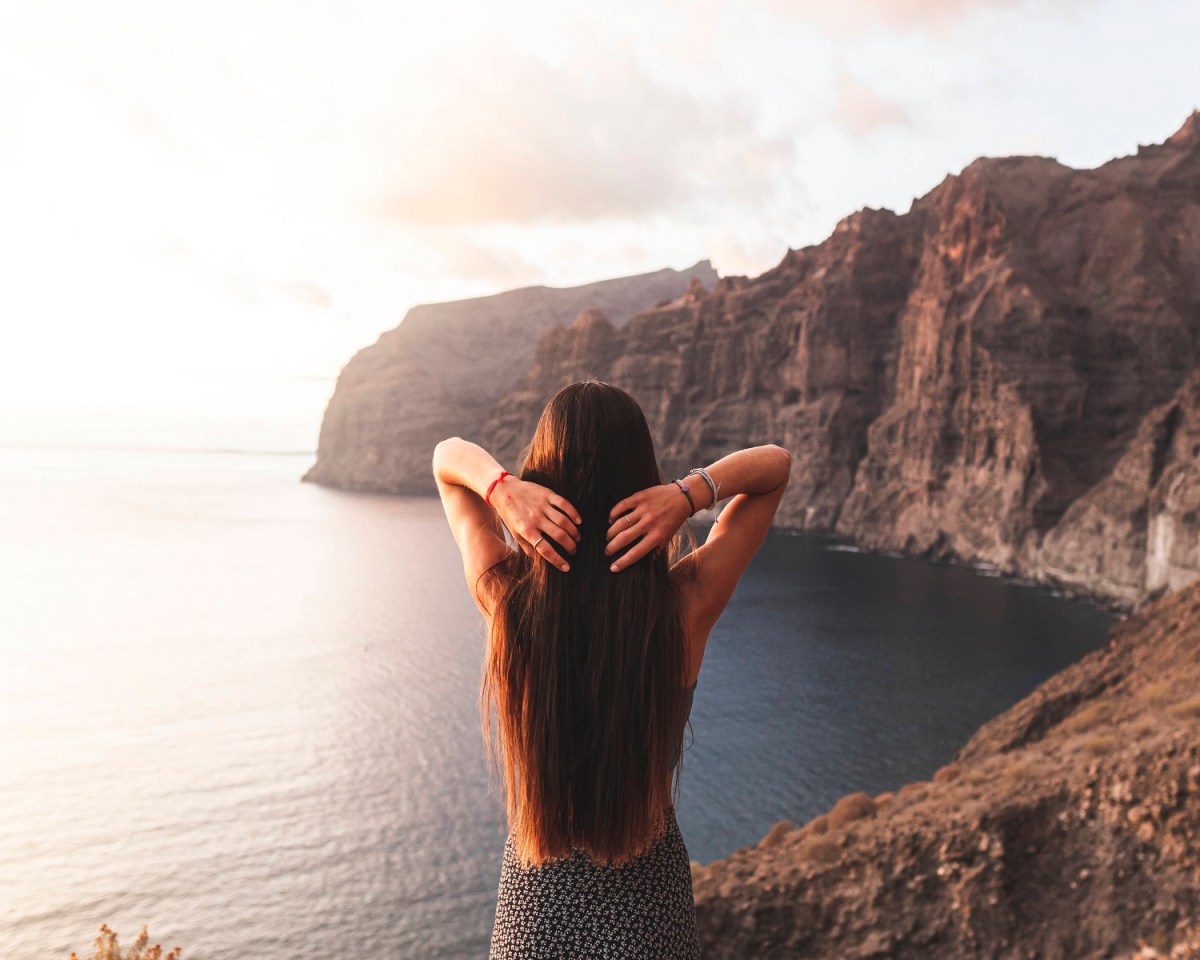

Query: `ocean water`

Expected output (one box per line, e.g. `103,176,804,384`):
0,445,1116,960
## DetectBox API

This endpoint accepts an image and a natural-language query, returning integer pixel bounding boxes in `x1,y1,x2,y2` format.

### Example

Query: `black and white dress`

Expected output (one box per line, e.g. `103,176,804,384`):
488,682,700,960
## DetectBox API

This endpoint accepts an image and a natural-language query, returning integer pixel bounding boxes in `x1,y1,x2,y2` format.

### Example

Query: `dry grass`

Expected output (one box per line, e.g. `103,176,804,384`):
1138,679,1181,708
1166,697,1200,722
68,925,181,960
1131,715,1160,738
1001,756,1036,781
1063,699,1122,734
1084,734,1118,757
965,766,992,786
897,781,929,804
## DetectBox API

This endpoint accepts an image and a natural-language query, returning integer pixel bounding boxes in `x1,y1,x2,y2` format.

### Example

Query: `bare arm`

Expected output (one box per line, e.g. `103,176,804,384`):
604,444,791,569
679,445,791,633
604,444,791,677
432,439,583,613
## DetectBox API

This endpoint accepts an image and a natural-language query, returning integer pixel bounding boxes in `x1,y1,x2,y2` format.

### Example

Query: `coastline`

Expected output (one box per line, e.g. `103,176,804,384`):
691,577,1200,958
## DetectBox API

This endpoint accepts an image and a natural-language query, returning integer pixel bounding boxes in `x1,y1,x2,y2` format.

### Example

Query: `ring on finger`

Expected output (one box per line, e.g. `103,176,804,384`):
625,515,635,528
533,536,544,548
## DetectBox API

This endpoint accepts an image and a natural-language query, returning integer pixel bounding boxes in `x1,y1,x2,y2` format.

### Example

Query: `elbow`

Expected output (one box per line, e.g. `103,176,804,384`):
431,437,461,475
769,444,792,489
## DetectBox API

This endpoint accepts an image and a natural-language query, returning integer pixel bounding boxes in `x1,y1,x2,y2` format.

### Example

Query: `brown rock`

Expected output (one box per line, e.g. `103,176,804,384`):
301,261,716,494
461,111,1200,611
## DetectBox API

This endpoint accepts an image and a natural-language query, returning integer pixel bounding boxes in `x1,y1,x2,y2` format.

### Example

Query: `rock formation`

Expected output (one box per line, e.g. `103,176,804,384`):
304,112,1200,609
691,577,1200,959
301,261,717,493
477,111,1200,611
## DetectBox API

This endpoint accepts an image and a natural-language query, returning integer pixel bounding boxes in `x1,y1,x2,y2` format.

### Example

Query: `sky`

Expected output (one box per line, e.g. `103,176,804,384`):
0,0,1197,451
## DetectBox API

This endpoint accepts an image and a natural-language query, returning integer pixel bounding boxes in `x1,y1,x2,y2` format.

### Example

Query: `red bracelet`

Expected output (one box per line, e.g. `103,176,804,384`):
485,470,511,506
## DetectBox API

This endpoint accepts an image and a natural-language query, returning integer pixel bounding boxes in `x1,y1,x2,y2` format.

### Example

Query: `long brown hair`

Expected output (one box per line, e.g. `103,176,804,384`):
478,379,697,867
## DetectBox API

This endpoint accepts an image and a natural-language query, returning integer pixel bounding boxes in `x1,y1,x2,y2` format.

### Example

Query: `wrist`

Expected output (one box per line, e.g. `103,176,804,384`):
484,469,514,506
685,467,718,510
670,478,697,518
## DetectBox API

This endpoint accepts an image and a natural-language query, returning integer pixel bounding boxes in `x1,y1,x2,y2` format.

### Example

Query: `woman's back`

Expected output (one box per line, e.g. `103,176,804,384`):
433,379,790,959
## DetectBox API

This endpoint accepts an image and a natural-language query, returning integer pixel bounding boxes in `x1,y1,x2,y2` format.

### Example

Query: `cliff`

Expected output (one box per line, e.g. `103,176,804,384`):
691,578,1200,959
477,111,1200,611
300,261,717,493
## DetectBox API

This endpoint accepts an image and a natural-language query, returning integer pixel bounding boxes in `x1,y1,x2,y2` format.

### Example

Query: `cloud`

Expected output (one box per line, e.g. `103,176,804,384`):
376,47,796,227
227,276,332,308
831,68,913,138
777,0,1026,30
426,234,545,289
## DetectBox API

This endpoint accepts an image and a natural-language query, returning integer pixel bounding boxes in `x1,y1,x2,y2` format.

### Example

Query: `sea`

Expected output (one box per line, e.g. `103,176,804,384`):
0,444,1117,960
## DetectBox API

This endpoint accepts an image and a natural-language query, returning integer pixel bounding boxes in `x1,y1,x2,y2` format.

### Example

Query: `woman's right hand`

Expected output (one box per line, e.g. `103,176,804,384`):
493,476,582,573
604,483,692,572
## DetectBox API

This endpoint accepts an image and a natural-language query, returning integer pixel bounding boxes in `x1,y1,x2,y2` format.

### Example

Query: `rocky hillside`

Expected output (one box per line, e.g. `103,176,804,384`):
691,577,1200,959
476,112,1200,611
301,261,716,493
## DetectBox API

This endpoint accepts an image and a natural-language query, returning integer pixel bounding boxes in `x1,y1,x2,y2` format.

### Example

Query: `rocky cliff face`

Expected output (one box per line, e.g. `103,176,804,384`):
301,261,717,493
478,112,1200,611
691,578,1200,959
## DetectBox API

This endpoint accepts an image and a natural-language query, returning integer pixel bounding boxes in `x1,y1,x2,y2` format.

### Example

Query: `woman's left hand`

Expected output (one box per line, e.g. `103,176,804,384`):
604,482,691,571
492,476,583,572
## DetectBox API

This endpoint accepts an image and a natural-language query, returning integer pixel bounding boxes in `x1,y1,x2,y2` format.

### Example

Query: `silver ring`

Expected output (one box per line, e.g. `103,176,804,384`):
532,537,544,548
625,515,635,528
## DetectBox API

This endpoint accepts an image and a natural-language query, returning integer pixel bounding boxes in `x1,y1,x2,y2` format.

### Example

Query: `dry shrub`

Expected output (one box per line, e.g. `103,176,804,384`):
68,925,181,960
1001,757,1034,781
799,814,830,836
1166,697,1200,722
898,781,928,801
873,791,895,806
759,819,795,849
1138,680,1180,708
797,836,842,865
933,763,961,783
1084,734,1118,757
1132,715,1159,738
1063,699,1121,734
827,792,877,830
965,766,991,786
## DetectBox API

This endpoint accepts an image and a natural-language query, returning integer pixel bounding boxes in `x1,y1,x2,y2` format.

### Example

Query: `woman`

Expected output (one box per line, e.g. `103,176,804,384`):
432,379,790,958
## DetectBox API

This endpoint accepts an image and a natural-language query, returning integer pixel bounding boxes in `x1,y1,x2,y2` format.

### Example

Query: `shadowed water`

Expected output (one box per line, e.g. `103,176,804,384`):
0,446,1115,959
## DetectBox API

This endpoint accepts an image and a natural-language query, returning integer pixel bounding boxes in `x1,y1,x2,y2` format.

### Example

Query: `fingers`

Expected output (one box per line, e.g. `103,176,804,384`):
608,495,635,523
605,512,640,556
540,509,579,557
605,513,656,572
526,532,571,573
550,495,583,529
545,504,581,545
610,525,656,571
